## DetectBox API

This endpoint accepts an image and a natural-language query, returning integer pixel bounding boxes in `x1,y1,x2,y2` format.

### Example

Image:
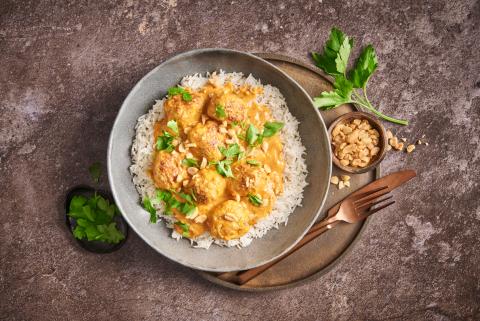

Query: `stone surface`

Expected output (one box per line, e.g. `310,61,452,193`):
1,0,479,320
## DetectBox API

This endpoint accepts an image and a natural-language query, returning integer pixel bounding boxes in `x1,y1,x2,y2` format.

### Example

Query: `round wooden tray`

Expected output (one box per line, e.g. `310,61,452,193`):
197,53,380,291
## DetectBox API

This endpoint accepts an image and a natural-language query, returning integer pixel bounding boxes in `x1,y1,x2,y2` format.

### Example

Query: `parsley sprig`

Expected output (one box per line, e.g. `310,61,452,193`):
311,27,408,126
68,194,125,244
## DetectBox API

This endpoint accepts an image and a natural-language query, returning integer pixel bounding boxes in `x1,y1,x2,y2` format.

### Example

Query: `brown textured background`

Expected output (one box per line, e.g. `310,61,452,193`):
1,0,479,320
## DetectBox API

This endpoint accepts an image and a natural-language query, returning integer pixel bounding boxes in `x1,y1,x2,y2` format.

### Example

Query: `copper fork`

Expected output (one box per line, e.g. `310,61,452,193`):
220,186,395,285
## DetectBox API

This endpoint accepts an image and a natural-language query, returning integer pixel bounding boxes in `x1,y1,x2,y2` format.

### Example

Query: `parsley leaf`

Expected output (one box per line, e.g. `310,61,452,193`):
219,143,241,159
167,120,179,135
216,160,234,178
156,189,180,215
156,189,197,217
182,158,198,167
246,159,261,166
88,162,101,183
350,44,378,89
215,104,227,118
246,124,259,146
156,131,175,152
248,193,263,206
335,36,352,75
262,122,284,137
175,221,190,237
311,27,353,76
333,75,353,99
168,86,192,101
180,202,197,217
178,192,195,204
313,91,349,109
142,197,157,223
313,75,353,109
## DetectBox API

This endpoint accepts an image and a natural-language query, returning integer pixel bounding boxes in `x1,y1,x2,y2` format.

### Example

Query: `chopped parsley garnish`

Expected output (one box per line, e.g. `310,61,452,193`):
216,160,234,178
175,221,190,237
248,193,263,207
167,120,179,134
244,122,284,146
179,192,195,204
156,189,181,215
262,122,285,137
182,158,198,167
88,162,101,183
237,151,245,161
180,202,197,217
156,131,175,152
155,189,197,218
214,143,242,177
311,27,408,125
219,143,241,159
246,124,259,146
215,104,227,118
142,197,158,223
246,159,261,166
68,194,125,244
168,86,192,101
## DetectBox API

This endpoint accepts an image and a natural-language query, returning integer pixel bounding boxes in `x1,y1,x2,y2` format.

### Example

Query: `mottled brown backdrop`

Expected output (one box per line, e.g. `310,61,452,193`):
1,0,479,320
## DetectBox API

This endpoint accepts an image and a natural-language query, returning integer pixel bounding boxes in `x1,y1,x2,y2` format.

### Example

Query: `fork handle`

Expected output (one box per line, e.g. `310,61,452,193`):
311,215,339,232
231,221,340,285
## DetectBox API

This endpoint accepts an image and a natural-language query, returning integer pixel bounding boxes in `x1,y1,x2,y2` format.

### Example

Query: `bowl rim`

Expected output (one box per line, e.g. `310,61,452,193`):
107,48,332,271
328,111,387,174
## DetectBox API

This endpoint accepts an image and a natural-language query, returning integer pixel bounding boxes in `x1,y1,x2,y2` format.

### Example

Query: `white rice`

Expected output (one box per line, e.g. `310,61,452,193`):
129,71,308,249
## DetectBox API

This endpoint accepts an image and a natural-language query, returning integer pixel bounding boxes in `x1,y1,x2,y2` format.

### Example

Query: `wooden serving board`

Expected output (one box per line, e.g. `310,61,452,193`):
196,53,380,291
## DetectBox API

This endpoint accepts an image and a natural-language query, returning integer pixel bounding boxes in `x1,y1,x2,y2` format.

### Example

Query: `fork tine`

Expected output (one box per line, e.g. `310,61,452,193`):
353,186,390,207
356,195,393,211
359,200,395,219
351,186,389,202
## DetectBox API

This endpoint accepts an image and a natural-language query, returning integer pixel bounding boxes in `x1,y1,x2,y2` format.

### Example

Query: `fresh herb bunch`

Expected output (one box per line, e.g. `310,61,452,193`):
312,27,408,126
68,194,125,244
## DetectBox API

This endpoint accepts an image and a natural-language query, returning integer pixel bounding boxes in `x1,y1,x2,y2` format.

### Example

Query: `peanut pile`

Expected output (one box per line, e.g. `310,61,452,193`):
331,118,380,168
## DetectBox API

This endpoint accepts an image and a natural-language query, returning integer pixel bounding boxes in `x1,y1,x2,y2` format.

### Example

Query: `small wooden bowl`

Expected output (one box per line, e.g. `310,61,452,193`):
328,111,387,174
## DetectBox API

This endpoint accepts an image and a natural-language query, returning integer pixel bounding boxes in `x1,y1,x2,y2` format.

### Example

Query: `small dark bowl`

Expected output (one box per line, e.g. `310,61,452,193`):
65,185,129,253
328,111,387,174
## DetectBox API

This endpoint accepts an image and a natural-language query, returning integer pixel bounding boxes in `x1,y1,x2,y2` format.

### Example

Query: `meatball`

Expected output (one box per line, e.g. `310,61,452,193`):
206,92,247,122
188,168,226,204
152,151,186,190
208,200,250,240
187,121,226,162
164,91,207,130
227,162,270,197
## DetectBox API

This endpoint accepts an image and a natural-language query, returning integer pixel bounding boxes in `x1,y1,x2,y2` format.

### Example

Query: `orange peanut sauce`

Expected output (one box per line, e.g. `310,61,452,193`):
151,82,285,240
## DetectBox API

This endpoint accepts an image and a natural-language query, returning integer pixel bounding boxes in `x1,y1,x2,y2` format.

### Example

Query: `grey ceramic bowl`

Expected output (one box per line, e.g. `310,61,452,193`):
107,48,331,272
